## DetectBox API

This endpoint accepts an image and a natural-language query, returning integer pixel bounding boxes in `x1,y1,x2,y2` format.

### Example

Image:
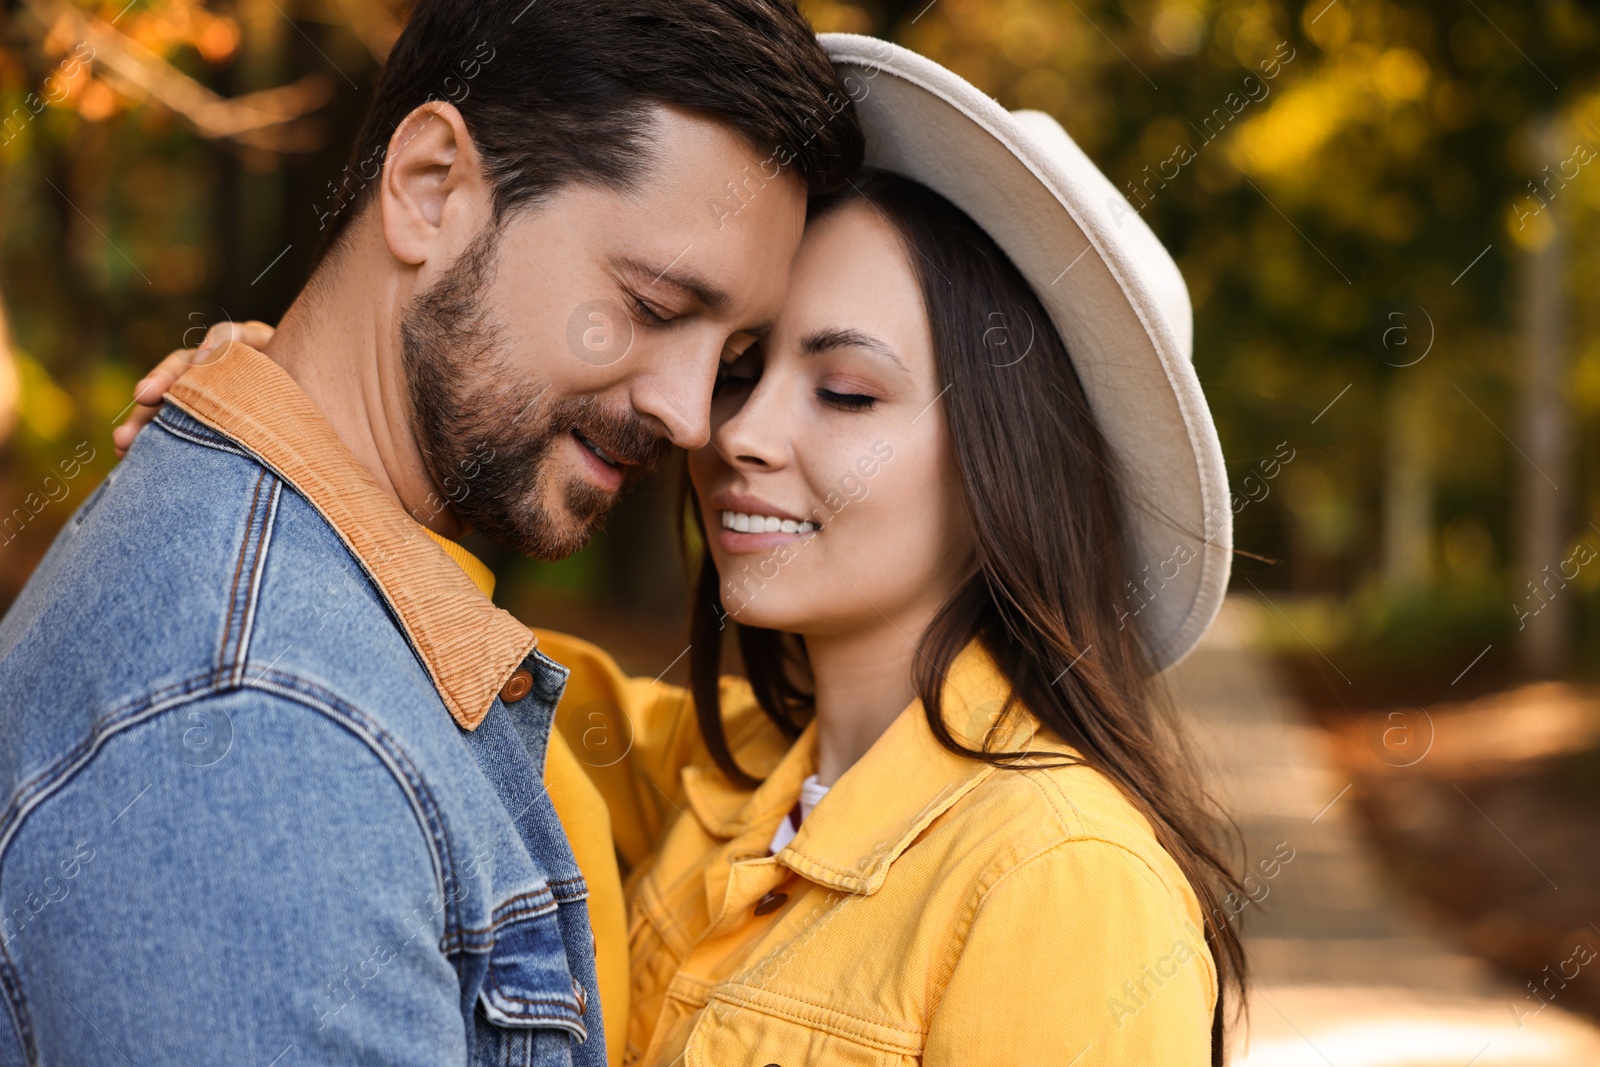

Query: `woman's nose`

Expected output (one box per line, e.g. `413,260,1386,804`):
715,381,790,471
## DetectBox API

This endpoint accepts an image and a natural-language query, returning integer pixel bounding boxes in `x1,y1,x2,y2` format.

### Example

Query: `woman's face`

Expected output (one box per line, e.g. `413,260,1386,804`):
688,201,975,640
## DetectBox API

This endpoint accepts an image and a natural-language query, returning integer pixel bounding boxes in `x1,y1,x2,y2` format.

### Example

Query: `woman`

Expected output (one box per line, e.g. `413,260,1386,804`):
121,35,1244,1065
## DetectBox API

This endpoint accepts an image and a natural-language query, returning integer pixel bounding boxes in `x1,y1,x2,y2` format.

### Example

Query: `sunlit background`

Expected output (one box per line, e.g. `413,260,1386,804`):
4,0,1600,1061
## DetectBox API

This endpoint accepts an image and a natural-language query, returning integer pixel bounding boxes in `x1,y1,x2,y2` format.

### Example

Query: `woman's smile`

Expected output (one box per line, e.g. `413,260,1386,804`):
711,490,821,553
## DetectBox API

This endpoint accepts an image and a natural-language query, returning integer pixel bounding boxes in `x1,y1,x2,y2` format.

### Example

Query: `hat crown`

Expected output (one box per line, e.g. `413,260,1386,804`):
1006,109,1195,361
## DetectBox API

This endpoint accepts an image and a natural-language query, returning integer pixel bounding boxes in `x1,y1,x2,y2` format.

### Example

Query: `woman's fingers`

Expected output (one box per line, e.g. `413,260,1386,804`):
112,320,276,458
204,320,275,353
111,406,161,458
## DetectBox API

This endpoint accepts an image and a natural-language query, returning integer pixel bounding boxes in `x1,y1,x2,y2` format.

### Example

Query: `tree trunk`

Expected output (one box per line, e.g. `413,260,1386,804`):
1383,373,1432,591
1515,116,1572,677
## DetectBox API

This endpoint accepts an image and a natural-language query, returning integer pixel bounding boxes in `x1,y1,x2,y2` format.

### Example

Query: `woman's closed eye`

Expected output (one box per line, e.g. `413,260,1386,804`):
816,387,876,411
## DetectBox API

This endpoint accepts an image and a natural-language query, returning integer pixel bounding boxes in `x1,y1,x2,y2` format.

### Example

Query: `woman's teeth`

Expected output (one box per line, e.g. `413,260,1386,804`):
720,511,817,534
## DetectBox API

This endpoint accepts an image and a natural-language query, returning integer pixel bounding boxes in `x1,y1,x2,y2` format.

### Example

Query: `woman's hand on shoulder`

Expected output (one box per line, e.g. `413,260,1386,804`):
112,320,274,458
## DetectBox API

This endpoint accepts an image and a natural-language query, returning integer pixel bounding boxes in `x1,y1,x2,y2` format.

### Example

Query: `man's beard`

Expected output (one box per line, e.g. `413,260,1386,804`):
400,227,670,560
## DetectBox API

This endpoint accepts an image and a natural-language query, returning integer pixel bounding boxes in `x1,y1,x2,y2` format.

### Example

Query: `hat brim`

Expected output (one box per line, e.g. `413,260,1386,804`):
821,33,1231,672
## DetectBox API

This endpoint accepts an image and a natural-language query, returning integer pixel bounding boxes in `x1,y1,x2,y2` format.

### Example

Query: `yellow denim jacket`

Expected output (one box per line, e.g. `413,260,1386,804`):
540,630,1217,1066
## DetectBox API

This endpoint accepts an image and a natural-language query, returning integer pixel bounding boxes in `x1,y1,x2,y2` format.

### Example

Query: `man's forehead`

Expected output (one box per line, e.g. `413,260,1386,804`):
607,139,806,320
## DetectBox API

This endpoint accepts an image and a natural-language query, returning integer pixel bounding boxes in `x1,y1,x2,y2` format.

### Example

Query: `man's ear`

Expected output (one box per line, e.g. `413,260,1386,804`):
379,101,490,267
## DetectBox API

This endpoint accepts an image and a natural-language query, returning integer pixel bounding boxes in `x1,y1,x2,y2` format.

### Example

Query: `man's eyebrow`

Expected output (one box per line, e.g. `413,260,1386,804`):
800,327,909,372
617,255,729,315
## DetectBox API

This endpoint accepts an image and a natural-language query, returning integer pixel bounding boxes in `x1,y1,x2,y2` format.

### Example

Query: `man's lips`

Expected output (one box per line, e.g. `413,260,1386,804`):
568,420,670,476
571,430,625,492
573,430,621,468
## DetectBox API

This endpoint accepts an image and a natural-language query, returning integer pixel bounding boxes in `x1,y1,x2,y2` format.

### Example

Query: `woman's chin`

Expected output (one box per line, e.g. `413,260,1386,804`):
716,596,797,633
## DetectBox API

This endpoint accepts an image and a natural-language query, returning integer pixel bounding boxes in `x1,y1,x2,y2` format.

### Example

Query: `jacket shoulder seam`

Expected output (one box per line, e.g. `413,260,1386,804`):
0,673,458,1058
0,671,465,962
928,825,1205,1019
152,407,257,460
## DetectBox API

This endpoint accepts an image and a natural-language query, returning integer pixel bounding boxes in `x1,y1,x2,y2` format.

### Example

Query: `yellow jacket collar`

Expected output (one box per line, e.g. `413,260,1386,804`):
682,640,1042,894
421,527,496,599
166,342,535,731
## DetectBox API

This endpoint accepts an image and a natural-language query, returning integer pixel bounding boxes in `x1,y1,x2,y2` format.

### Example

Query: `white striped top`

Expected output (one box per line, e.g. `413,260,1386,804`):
767,773,832,855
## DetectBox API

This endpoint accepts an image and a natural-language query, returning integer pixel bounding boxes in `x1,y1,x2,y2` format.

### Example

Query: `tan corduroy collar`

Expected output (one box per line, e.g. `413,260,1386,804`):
165,341,535,730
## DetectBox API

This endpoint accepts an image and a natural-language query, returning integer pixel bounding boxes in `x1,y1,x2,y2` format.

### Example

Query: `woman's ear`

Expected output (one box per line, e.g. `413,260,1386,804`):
379,101,490,267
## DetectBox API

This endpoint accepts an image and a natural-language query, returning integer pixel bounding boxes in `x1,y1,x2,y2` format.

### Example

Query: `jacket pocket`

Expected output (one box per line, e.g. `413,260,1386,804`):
478,896,588,1039
685,992,918,1067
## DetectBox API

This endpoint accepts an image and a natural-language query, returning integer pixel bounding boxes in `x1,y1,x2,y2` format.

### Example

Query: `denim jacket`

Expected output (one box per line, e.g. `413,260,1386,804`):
0,345,604,1067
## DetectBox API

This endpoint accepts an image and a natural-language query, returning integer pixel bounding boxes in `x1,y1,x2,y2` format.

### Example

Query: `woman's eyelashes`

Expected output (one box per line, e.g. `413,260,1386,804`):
816,387,876,411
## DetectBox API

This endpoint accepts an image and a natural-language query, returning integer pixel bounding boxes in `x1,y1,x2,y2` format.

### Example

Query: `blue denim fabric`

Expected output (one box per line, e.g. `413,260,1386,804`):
0,405,604,1067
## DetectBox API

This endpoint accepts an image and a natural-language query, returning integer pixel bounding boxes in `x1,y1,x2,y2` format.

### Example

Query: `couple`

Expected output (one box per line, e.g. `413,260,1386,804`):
0,0,1242,1064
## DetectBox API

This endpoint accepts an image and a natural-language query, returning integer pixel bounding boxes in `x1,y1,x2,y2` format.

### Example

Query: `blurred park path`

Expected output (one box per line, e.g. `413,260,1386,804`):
1171,597,1600,1067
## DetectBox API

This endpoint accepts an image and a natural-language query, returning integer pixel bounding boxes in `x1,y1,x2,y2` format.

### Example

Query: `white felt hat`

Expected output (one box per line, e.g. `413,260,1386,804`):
822,33,1231,671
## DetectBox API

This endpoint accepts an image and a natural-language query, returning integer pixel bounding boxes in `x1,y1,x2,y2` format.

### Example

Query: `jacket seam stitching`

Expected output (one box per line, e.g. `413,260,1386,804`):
780,766,996,890
156,401,476,938
217,471,265,675
930,834,1207,1018
0,670,457,1059
926,836,1078,1018
0,669,467,972
241,670,466,948
228,479,281,685
442,891,561,952
153,409,254,458
703,985,922,1052
483,957,588,1040
0,933,33,1065
492,889,557,919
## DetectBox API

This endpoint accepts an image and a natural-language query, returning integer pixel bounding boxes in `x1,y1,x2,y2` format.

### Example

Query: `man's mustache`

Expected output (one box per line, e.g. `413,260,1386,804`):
548,398,674,477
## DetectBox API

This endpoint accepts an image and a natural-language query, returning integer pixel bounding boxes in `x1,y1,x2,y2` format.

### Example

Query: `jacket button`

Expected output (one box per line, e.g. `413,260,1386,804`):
573,977,587,1015
753,891,788,916
500,670,534,703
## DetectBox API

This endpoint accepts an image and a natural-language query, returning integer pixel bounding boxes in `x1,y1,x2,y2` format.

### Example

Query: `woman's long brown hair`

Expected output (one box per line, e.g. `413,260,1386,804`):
687,170,1246,1062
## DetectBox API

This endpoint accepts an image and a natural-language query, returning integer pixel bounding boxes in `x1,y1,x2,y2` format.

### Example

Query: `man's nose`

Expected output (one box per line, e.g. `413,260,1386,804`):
629,355,718,450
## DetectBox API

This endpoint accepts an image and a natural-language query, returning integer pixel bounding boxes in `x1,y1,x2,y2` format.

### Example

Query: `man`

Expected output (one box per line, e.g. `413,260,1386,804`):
0,0,861,1063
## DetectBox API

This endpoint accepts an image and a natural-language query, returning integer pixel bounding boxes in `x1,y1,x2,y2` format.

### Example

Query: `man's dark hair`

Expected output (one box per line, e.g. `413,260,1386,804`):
318,0,864,261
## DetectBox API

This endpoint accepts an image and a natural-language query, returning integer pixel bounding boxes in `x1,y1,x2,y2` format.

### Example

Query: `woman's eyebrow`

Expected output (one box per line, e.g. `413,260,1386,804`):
799,327,909,373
